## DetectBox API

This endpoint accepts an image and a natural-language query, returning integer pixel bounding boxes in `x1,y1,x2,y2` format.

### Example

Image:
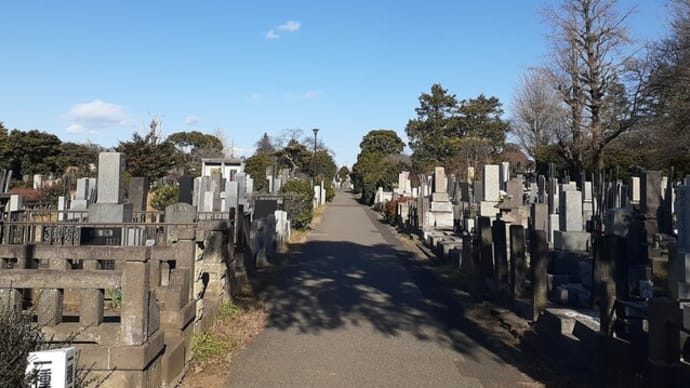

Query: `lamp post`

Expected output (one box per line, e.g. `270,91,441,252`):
312,128,319,153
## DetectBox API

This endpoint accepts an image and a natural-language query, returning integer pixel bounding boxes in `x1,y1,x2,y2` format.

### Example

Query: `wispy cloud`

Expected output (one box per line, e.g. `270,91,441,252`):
184,115,201,126
265,20,301,39
283,90,324,100
303,90,322,99
250,92,264,100
62,99,130,135
277,21,301,32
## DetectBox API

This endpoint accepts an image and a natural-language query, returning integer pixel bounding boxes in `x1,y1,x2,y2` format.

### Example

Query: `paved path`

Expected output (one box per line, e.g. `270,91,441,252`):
228,193,542,388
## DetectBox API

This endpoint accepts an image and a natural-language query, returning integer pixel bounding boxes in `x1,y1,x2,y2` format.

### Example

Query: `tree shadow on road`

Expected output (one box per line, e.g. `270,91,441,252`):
259,232,584,387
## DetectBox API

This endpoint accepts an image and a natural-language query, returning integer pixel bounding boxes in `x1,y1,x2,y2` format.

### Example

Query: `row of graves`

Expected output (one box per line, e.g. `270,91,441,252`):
0,152,292,388
383,163,690,386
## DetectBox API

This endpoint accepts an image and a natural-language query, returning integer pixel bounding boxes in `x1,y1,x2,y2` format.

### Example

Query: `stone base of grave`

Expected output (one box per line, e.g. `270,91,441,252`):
437,240,462,261
427,210,454,229
431,200,452,212
431,192,449,202
553,283,591,308
88,203,134,223
479,201,499,219
529,308,602,373
512,298,535,321
553,230,591,252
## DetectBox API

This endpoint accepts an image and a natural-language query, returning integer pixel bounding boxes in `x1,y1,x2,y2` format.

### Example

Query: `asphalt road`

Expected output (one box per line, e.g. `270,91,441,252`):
227,193,542,388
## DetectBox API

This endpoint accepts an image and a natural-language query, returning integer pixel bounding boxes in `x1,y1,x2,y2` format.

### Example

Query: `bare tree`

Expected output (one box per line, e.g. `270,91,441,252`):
274,128,303,148
511,67,568,159
543,0,646,175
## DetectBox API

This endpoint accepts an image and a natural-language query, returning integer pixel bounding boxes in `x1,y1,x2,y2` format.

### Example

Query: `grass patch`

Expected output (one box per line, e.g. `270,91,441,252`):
217,299,241,321
191,331,232,362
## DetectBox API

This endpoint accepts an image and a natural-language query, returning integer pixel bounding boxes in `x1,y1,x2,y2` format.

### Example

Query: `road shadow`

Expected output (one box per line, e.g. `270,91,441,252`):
259,226,586,386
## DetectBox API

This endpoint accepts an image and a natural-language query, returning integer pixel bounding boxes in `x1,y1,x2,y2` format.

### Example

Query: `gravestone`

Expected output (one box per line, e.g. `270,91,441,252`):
434,167,447,193
128,177,149,212
96,152,125,203
483,164,500,201
473,181,483,205
537,175,546,203
178,176,194,205
492,220,509,298
641,171,662,243
478,216,494,285
559,190,583,231
510,225,527,299
86,152,133,246
255,199,279,220
500,161,510,191
530,229,549,321
504,179,523,208
530,203,548,232
236,173,247,206
631,176,641,203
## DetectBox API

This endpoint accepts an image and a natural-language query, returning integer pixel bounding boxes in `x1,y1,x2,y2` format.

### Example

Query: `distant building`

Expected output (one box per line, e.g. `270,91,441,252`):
201,158,245,179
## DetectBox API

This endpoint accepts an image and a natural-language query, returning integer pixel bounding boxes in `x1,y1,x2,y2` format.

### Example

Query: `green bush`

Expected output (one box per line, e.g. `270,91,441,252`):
280,179,314,230
106,288,122,309
0,301,44,387
150,184,179,210
323,180,335,202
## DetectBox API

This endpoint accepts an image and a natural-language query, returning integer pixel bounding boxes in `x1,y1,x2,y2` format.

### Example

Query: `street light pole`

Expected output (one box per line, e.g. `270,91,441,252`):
312,128,319,153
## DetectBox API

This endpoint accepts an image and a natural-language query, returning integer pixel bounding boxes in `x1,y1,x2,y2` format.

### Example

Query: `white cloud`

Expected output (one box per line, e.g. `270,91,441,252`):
277,21,301,32
184,115,201,126
303,90,322,99
250,92,264,100
62,99,130,135
265,20,301,39
63,100,129,125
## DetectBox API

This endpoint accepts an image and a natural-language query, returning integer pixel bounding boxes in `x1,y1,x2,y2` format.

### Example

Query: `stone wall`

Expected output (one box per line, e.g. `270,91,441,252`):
0,205,242,388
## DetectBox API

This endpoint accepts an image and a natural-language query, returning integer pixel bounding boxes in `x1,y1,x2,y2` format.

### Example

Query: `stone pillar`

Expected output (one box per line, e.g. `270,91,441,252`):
37,289,63,326
80,289,105,327
529,229,548,321
120,260,151,346
0,288,22,315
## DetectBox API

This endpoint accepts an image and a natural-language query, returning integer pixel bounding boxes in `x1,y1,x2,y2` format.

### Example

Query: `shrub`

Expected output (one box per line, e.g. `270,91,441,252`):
281,179,314,230
0,301,44,387
323,180,335,202
150,184,179,210
384,196,413,223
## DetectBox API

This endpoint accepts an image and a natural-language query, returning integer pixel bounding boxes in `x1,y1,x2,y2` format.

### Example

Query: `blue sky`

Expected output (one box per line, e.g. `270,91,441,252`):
0,0,669,167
